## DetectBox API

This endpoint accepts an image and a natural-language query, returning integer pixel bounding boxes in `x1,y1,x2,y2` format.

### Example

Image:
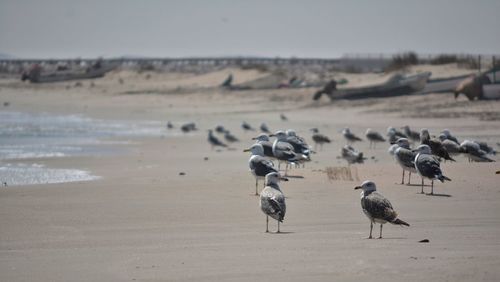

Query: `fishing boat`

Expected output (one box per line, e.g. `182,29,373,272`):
21,62,116,83
483,84,500,99
314,72,431,100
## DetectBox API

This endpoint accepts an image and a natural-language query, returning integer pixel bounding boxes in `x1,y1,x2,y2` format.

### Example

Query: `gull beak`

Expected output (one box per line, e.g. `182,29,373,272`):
251,137,257,140
354,186,362,190
280,177,289,181
269,134,276,137
243,148,251,152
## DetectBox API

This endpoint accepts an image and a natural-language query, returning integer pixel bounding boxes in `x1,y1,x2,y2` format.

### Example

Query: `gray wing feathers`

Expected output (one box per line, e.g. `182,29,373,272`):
260,187,286,222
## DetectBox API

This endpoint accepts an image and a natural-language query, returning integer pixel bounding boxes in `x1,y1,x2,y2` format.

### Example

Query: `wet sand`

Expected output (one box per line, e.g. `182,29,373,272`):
1,69,499,281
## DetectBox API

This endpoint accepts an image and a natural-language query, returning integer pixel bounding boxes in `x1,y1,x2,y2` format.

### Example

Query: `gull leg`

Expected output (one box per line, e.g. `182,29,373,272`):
368,221,373,239
430,180,434,195
255,178,259,196
421,178,424,194
266,216,269,233
277,221,280,233
401,169,405,185
378,224,383,239
407,171,412,185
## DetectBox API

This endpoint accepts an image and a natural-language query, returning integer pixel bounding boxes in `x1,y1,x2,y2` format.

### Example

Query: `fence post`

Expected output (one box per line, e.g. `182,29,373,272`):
493,56,496,83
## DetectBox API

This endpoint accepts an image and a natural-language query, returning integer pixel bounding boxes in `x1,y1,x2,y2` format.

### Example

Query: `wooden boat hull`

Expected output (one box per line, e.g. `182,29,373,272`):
22,64,116,83
483,84,500,100
328,72,431,100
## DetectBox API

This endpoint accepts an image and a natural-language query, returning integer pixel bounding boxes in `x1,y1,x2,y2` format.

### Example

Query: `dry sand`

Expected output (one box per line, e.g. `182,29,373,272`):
1,68,500,281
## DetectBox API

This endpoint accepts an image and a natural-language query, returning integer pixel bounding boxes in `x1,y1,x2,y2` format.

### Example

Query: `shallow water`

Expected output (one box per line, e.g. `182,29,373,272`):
0,111,166,186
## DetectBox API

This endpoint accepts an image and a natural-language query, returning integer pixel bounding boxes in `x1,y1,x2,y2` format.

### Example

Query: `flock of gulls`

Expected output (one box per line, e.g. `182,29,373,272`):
167,118,497,238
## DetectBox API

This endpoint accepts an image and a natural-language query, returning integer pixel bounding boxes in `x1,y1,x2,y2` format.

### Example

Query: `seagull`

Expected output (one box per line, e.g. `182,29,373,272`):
402,125,420,142
387,126,407,144
260,123,271,133
365,128,386,149
224,131,239,143
280,113,288,121
474,140,496,155
420,129,455,162
181,122,197,133
342,127,363,144
260,172,287,233
207,129,227,149
252,134,275,158
270,131,309,174
414,144,451,195
355,180,410,239
215,125,226,134
460,140,495,162
244,144,277,195
438,134,463,156
310,128,331,151
441,129,460,144
242,121,255,131
394,138,417,185
286,129,311,158
340,145,366,165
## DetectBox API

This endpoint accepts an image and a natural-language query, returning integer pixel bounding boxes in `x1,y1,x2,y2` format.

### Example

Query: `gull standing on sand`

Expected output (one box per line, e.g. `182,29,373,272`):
260,123,271,133
310,128,331,151
207,129,227,149
286,130,311,158
280,113,288,121
260,172,287,233
394,138,417,184
270,131,308,174
224,131,239,143
387,126,407,144
244,144,277,195
181,122,197,133
365,128,386,149
342,127,363,144
242,121,255,131
355,180,410,239
441,129,460,144
438,134,463,157
402,125,420,142
414,144,451,194
420,129,455,162
215,125,226,134
460,140,496,162
340,145,366,165
252,134,275,158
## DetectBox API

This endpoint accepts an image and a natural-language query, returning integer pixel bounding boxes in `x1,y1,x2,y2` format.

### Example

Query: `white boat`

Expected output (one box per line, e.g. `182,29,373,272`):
483,84,500,100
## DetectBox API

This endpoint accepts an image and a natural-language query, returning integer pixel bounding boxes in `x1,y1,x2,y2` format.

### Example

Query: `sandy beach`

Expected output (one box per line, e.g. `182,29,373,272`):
1,68,500,281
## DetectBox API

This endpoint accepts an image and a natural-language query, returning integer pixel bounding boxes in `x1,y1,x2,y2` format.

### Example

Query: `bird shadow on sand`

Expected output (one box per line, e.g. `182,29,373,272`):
425,193,452,197
283,175,305,179
396,183,431,187
267,231,294,235
366,237,408,240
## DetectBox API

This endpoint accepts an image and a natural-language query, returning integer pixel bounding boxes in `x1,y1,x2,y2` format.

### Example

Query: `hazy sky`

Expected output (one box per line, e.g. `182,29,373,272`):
1,0,499,58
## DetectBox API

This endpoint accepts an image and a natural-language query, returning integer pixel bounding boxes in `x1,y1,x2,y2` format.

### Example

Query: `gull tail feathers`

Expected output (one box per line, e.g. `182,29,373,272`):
437,174,451,182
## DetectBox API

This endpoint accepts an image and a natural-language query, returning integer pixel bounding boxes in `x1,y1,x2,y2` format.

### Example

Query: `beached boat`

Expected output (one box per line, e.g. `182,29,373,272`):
314,72,431,100
21,63,116,83
483,84,500,100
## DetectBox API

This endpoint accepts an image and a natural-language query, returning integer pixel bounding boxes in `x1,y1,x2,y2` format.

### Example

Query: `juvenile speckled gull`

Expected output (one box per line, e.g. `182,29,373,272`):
355,180,409,239
260,172,287,233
